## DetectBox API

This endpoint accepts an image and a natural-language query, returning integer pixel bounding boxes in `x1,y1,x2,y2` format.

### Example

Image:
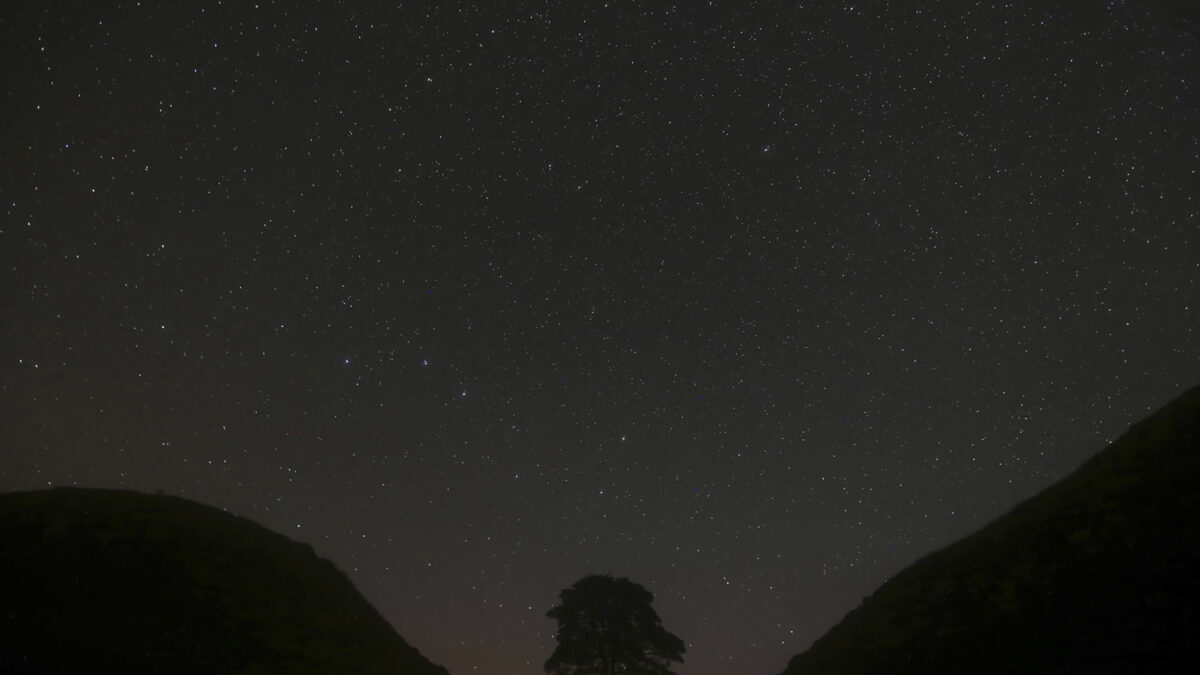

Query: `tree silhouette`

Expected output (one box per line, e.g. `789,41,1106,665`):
544,575,686,675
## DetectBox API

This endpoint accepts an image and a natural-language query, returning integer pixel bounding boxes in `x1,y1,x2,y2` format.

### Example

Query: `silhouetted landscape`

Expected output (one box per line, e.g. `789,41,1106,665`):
779,382,1200,674
1,383,1197,673
0,488,448,675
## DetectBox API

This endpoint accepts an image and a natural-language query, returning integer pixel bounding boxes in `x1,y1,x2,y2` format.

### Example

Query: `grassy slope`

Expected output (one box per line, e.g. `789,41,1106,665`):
0,487,449,675
781,383,1200,675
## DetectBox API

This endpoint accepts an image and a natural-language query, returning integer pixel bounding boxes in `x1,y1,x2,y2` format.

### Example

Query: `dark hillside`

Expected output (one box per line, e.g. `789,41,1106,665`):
0,487,449,675
781,383,1200,675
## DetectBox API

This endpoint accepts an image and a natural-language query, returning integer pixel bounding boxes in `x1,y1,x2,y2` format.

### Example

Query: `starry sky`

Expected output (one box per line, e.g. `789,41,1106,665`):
2,2,1197,674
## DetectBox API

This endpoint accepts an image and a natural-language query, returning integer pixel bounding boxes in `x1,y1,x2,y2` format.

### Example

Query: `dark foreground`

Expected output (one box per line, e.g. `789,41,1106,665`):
0,487,449,675
781,383,1200,675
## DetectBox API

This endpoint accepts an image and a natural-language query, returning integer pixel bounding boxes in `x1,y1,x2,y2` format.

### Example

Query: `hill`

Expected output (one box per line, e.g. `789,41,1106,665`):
781,383,1200,674
0,487,449,675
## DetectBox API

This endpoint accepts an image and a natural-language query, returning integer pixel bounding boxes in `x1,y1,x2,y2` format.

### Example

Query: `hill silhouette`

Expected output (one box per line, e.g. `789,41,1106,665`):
780,383,1200,674
0,487,449,675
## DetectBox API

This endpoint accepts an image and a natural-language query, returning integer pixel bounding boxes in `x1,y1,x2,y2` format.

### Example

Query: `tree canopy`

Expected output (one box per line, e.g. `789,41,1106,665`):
544,575,686,675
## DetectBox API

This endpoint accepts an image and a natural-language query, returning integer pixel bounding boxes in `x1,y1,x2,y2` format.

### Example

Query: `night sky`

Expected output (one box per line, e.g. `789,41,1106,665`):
2,2,1197,675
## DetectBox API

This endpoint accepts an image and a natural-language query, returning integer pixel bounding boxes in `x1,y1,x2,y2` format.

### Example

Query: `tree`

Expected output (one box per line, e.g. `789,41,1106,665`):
544,575,686,675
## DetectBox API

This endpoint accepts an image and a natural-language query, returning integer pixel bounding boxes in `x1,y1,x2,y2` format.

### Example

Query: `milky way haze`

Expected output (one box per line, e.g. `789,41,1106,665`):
3,2,1197,675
